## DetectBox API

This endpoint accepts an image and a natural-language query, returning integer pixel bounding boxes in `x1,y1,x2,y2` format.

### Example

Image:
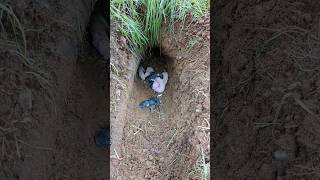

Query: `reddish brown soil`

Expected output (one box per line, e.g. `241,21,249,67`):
0,0,108,179
212,0,320,179
110,14,210,179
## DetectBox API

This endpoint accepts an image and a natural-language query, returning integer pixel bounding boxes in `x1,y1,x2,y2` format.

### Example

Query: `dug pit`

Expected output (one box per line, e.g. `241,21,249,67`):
110,15,210,179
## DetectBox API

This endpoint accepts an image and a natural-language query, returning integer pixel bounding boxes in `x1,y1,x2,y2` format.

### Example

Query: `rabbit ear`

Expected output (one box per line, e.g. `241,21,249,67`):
139,66,145,72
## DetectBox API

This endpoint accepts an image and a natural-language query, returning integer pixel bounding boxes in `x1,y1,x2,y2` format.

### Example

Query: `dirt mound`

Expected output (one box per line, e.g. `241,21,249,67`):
212,0,320,179
0,0,109,179
110,14,210,179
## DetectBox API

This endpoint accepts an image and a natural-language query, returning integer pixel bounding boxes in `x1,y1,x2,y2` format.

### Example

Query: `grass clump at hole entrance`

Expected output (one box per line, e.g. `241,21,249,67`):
110,0,209,55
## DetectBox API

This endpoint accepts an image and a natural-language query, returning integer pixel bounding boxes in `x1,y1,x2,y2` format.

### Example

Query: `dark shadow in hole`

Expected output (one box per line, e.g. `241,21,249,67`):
139,47,171,73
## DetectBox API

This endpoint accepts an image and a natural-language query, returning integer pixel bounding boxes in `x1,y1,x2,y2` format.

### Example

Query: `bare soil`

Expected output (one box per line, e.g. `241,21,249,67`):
1,0,108,179
212,0,320,179
1,0,210,179
110,15,210,179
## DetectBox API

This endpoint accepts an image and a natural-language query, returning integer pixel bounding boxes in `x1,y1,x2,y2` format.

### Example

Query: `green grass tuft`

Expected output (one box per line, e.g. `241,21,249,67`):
110,0,209,55
187,36,201,51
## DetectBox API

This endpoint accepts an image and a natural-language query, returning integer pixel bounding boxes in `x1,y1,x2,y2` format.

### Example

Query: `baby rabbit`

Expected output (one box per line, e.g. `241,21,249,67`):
139,97,161,112
138,66,168,94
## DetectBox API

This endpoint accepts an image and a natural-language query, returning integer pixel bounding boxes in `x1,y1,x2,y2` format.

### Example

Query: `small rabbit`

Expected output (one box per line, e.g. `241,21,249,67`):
139,97,161,111
89,0,109,60
138,66,168,93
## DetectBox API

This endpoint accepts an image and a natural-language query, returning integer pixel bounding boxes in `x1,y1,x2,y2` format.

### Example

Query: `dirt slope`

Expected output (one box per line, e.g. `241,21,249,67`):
1,0,109,179
212,0,320,179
